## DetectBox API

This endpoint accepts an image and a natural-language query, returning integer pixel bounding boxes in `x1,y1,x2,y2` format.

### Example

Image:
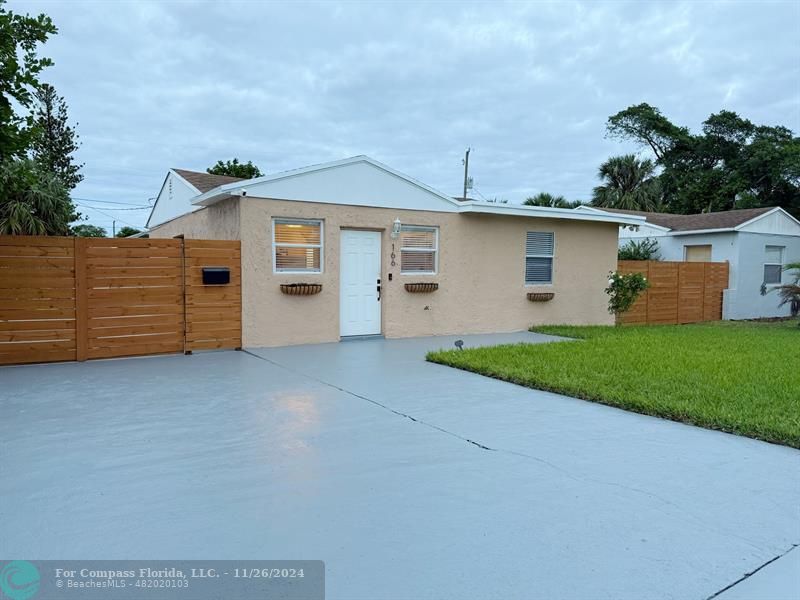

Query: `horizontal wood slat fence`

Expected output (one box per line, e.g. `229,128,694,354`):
617,260,729,325
0,236,241,365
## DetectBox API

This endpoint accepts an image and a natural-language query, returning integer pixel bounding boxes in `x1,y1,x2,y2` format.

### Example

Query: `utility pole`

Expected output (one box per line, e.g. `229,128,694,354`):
462,147,471,200
112,220,116,237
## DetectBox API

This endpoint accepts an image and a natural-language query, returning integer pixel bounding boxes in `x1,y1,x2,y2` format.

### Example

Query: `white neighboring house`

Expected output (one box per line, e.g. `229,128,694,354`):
575,206,800,320
146,169,245,228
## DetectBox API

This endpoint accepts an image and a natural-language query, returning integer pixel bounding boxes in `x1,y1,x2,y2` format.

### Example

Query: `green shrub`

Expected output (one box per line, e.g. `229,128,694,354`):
605,271,649,317
618,238,661,260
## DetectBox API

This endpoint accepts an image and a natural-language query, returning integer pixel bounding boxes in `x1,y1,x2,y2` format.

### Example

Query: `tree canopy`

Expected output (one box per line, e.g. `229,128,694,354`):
0,159,77,235
115,226,141,238
605,104,800,216
31,83,83,189
0,0,57,162
591,154,661,211
71,223,107,237
0,1,84,236
207,158,262,179
524,192,581,208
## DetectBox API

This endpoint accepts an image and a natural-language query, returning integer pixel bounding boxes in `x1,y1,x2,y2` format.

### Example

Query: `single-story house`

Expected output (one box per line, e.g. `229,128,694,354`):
147,156,643,347
575,205,800,320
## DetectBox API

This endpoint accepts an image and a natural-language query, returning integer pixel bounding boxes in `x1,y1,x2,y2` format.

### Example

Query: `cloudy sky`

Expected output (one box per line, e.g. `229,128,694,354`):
15,0,800,231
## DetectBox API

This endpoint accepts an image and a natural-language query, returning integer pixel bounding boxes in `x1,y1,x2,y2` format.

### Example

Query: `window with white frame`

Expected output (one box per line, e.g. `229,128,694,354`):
272,218,323,273
525,231,554,284
763,245,784,285
400,225,438,274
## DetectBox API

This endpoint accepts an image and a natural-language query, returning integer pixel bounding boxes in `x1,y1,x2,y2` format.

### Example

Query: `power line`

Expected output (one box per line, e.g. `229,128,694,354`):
75,204,143,231
74,202,150,211
71,196,152,207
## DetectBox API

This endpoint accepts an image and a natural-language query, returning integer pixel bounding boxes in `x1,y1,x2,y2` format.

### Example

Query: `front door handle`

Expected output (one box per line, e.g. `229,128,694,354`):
377,278,381,301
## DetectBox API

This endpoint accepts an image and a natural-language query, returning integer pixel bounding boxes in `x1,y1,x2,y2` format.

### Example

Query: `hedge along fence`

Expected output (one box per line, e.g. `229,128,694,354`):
617,260,729,325
0,235,241,365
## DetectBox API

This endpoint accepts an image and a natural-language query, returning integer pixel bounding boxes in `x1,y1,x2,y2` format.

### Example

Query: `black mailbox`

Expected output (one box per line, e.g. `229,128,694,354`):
202,267,230,285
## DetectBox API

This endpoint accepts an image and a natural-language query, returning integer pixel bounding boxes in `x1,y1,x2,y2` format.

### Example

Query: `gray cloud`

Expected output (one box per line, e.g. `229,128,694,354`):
15,0,800,229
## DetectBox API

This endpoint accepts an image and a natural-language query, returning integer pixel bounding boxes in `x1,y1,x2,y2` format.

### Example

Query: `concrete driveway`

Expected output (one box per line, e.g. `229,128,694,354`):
2,332,798,599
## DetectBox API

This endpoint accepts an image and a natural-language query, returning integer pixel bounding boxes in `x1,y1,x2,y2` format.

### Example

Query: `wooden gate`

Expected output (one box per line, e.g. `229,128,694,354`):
0,236,241,365
617,260,729,325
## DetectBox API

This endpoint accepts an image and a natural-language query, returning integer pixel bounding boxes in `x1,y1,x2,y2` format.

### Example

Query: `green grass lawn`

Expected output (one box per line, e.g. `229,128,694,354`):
427,320,800,448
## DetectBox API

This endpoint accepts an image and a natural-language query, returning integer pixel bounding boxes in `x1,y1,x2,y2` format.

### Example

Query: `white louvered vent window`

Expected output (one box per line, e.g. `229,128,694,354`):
525,231,554,284
272,218,323,273
400,225,438,274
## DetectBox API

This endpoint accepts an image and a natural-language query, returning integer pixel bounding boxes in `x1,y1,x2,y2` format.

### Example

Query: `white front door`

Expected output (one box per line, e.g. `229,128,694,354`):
340,230,382,337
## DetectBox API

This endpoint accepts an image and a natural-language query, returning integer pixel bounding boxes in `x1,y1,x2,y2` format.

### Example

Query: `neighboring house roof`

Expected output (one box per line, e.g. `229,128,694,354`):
589,206,775,232
184,155,646,227
171,169,245,194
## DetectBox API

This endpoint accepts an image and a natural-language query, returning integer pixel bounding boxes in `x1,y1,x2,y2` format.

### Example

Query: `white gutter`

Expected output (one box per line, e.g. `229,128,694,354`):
667,228,737,236
456,201,647,226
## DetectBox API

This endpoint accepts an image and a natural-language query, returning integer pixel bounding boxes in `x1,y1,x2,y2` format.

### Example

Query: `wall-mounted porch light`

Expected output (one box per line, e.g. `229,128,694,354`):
391,218,402,239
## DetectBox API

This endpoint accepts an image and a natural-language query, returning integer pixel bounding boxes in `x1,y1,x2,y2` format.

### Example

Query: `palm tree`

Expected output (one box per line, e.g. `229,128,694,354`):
775,262,800,321
524,192,579,208
0,159,75,235
591,154,661,211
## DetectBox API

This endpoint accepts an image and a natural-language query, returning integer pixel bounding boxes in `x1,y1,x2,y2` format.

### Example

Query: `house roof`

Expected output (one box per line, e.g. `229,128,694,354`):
171,169,245,193
187,155,646,227
592,206,775,231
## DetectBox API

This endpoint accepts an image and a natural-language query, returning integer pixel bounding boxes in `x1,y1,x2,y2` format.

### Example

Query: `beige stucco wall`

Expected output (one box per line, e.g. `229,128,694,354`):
238,198,617,347
149,196,618,347
149,199,241,240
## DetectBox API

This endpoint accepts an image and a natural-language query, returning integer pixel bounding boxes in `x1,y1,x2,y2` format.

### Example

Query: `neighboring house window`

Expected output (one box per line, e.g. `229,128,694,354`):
763,245,784,285
684,244,712,262
272,218,323,273
525,231,554,284
400,225,438,274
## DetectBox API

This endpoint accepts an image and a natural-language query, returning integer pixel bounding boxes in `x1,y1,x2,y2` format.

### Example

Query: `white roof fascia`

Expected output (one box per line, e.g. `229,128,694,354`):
456,201,647,226
733,207,800,231
634,222,671,232
573,205,670,230
667,228,735,236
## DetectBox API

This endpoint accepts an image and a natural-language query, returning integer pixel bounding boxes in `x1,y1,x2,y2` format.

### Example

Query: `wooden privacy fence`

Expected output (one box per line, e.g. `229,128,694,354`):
0,235,241,365
617,260,729,325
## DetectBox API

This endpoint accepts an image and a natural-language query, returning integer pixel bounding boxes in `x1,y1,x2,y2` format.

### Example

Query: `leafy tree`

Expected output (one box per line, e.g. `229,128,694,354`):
0,158,76,235
115,226,141,238
0,0,57,161
605,104,800,217
524,192,581,208
207,158,262,179
591,155,661,210
71,223,107,237
618,238,661,261
606,103,690,161
31,83,83,189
